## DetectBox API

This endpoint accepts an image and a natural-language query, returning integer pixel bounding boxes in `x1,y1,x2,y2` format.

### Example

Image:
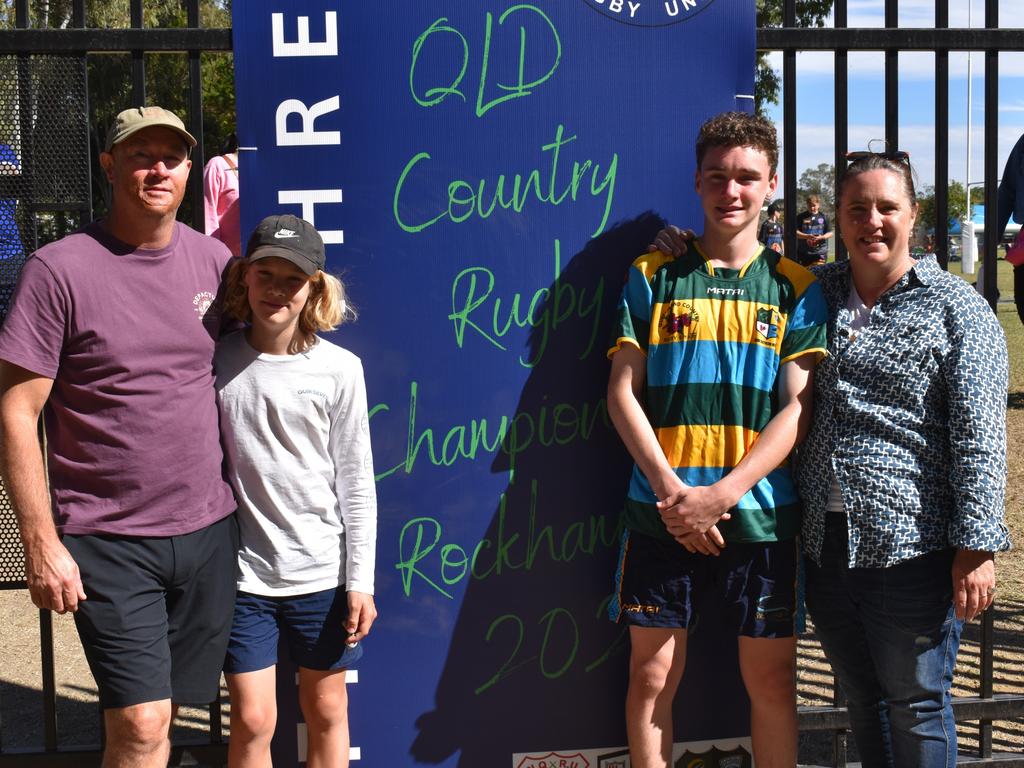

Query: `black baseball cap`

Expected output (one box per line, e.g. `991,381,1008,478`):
245,214,326,276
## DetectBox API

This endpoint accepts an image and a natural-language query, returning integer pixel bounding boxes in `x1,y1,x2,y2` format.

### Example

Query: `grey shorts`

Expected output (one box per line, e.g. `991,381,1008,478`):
63,513,238,709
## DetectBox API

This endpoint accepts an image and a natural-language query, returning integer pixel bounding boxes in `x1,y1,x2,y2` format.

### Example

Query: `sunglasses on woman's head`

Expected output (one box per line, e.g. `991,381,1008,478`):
845,150,910,164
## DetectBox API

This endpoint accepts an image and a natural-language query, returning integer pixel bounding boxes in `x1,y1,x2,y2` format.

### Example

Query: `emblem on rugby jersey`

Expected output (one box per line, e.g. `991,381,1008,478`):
661,300,700,341
755,307,779,341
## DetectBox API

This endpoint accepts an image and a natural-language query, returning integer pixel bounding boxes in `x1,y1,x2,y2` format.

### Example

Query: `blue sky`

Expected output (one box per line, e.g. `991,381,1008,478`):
762,0,1023,192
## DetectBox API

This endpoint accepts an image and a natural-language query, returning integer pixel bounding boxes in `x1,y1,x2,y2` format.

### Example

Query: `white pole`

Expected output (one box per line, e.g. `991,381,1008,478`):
966,0,973,227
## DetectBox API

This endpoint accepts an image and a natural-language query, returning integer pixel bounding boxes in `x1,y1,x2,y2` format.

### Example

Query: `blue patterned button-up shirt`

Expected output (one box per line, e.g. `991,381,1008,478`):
797,256,1011,567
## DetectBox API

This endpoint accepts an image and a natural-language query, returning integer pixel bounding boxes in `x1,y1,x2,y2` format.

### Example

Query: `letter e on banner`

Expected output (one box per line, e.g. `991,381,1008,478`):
272,11,338,57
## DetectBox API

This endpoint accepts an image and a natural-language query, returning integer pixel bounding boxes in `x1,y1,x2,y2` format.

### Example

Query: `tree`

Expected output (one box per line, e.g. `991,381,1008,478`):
916,181,984,231
756,0,834,114
797,163,835,220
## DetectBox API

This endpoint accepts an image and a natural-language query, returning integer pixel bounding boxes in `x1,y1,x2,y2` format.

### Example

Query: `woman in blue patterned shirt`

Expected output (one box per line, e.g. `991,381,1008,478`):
796,152,1011,768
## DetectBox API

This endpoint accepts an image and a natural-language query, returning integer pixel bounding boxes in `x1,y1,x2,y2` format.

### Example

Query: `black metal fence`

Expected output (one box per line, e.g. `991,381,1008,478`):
0,0,1021,765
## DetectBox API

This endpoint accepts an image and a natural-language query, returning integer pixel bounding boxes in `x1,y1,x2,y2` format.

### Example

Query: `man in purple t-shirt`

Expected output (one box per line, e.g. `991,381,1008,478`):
0,107,237,768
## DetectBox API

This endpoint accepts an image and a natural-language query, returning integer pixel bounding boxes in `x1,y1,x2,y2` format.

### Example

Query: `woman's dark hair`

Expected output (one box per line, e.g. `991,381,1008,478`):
838,153,917,208
220,132,238,156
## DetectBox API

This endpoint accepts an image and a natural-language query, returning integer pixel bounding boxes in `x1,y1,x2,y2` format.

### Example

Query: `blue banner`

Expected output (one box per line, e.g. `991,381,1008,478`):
233,2,756,765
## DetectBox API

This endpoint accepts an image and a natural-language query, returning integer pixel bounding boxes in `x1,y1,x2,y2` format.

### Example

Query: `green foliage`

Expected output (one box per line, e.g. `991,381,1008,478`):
797,162,835,220
915,181,984,231
755,0,834,114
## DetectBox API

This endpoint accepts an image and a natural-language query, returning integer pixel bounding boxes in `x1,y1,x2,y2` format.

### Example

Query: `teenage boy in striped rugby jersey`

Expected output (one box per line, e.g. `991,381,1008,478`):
607,111,827,768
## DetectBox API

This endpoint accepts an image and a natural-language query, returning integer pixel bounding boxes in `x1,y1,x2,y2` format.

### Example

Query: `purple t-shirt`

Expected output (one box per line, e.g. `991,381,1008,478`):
0,221,236,536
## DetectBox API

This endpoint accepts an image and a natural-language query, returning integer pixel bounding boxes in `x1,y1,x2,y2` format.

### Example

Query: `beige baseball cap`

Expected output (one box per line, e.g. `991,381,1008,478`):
104,106,197,152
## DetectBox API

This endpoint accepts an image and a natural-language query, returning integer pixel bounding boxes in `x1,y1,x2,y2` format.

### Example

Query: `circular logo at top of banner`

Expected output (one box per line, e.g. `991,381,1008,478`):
580,0,721,27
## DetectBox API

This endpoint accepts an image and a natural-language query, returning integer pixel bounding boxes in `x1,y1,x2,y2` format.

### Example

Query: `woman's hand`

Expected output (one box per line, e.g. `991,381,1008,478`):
952,549,995,622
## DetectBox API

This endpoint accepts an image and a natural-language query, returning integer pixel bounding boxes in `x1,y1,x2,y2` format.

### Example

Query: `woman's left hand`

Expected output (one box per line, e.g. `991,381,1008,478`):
345,590,378,644
951,549,996,622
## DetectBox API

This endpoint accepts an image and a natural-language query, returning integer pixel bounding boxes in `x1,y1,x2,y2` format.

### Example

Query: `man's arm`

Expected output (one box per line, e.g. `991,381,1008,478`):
0,362,85,613
657,354,816,544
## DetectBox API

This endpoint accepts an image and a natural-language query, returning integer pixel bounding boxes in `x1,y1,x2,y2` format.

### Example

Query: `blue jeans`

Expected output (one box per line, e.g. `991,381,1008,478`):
805,515,962,768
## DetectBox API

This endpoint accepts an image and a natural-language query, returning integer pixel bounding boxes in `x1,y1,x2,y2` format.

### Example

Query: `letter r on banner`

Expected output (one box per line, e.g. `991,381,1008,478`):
276,97,341,146
278,190,344,244
272,12,338,57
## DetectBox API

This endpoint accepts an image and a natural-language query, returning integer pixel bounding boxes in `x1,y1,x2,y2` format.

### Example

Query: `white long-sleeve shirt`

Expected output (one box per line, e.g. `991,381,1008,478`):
215,330,377,596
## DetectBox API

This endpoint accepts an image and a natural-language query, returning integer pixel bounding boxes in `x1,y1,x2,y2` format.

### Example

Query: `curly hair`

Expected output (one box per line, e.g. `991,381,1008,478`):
696,111,779,175
221,258,356,353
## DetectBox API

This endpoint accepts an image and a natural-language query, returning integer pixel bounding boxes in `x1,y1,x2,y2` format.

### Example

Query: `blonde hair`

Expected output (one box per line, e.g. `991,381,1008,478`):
222,258,357,353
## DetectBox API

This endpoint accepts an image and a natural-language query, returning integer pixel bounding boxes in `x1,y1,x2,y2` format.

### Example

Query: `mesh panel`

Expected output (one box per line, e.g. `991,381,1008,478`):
0,55,89,588
0,54,90,321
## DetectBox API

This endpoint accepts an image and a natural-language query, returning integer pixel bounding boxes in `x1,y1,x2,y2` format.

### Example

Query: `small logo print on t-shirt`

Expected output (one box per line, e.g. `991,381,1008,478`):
193,291,216,319
298,388,328,400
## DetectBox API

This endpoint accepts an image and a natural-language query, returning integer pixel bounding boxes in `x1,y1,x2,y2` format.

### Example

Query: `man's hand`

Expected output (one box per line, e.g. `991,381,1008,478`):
952,549,995,622
675,525,726,556
648,225,697,258
345,590,378,644
24,538,86,613
657,484,734,537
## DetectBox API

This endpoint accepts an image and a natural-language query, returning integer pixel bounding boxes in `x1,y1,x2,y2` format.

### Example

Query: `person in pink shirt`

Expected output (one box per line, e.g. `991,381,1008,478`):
204,132,240,256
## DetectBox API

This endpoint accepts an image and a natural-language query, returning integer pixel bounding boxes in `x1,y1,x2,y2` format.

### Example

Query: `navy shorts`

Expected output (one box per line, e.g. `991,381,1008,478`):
223,586,364,674
63,514,239,709
610,529,797,638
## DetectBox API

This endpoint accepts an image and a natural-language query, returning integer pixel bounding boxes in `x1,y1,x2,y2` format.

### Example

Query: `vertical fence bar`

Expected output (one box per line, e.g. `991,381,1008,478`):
884,0,898,150
935,0,949,269
74,0,92,226
980,0,1000,747
831,0,850,748
783,0,796,260
130,0,145,106
39,611,58,751
833,0,848,263
981,0,998,312
187,0,205,234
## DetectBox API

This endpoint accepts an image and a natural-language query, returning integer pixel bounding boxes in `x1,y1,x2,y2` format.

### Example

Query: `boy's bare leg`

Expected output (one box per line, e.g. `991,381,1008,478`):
102,700,172,768
227,668,277,768
738,636,798,768
626,626,688,768
299,667,350,768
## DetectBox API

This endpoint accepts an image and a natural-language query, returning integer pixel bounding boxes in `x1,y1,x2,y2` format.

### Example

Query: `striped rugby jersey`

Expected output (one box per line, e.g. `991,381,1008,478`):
609,243,827,543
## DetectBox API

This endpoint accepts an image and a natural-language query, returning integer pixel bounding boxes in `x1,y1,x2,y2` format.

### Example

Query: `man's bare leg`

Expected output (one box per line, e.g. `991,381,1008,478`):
738,635,798,768
102,700,173,768
625,626,688,768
